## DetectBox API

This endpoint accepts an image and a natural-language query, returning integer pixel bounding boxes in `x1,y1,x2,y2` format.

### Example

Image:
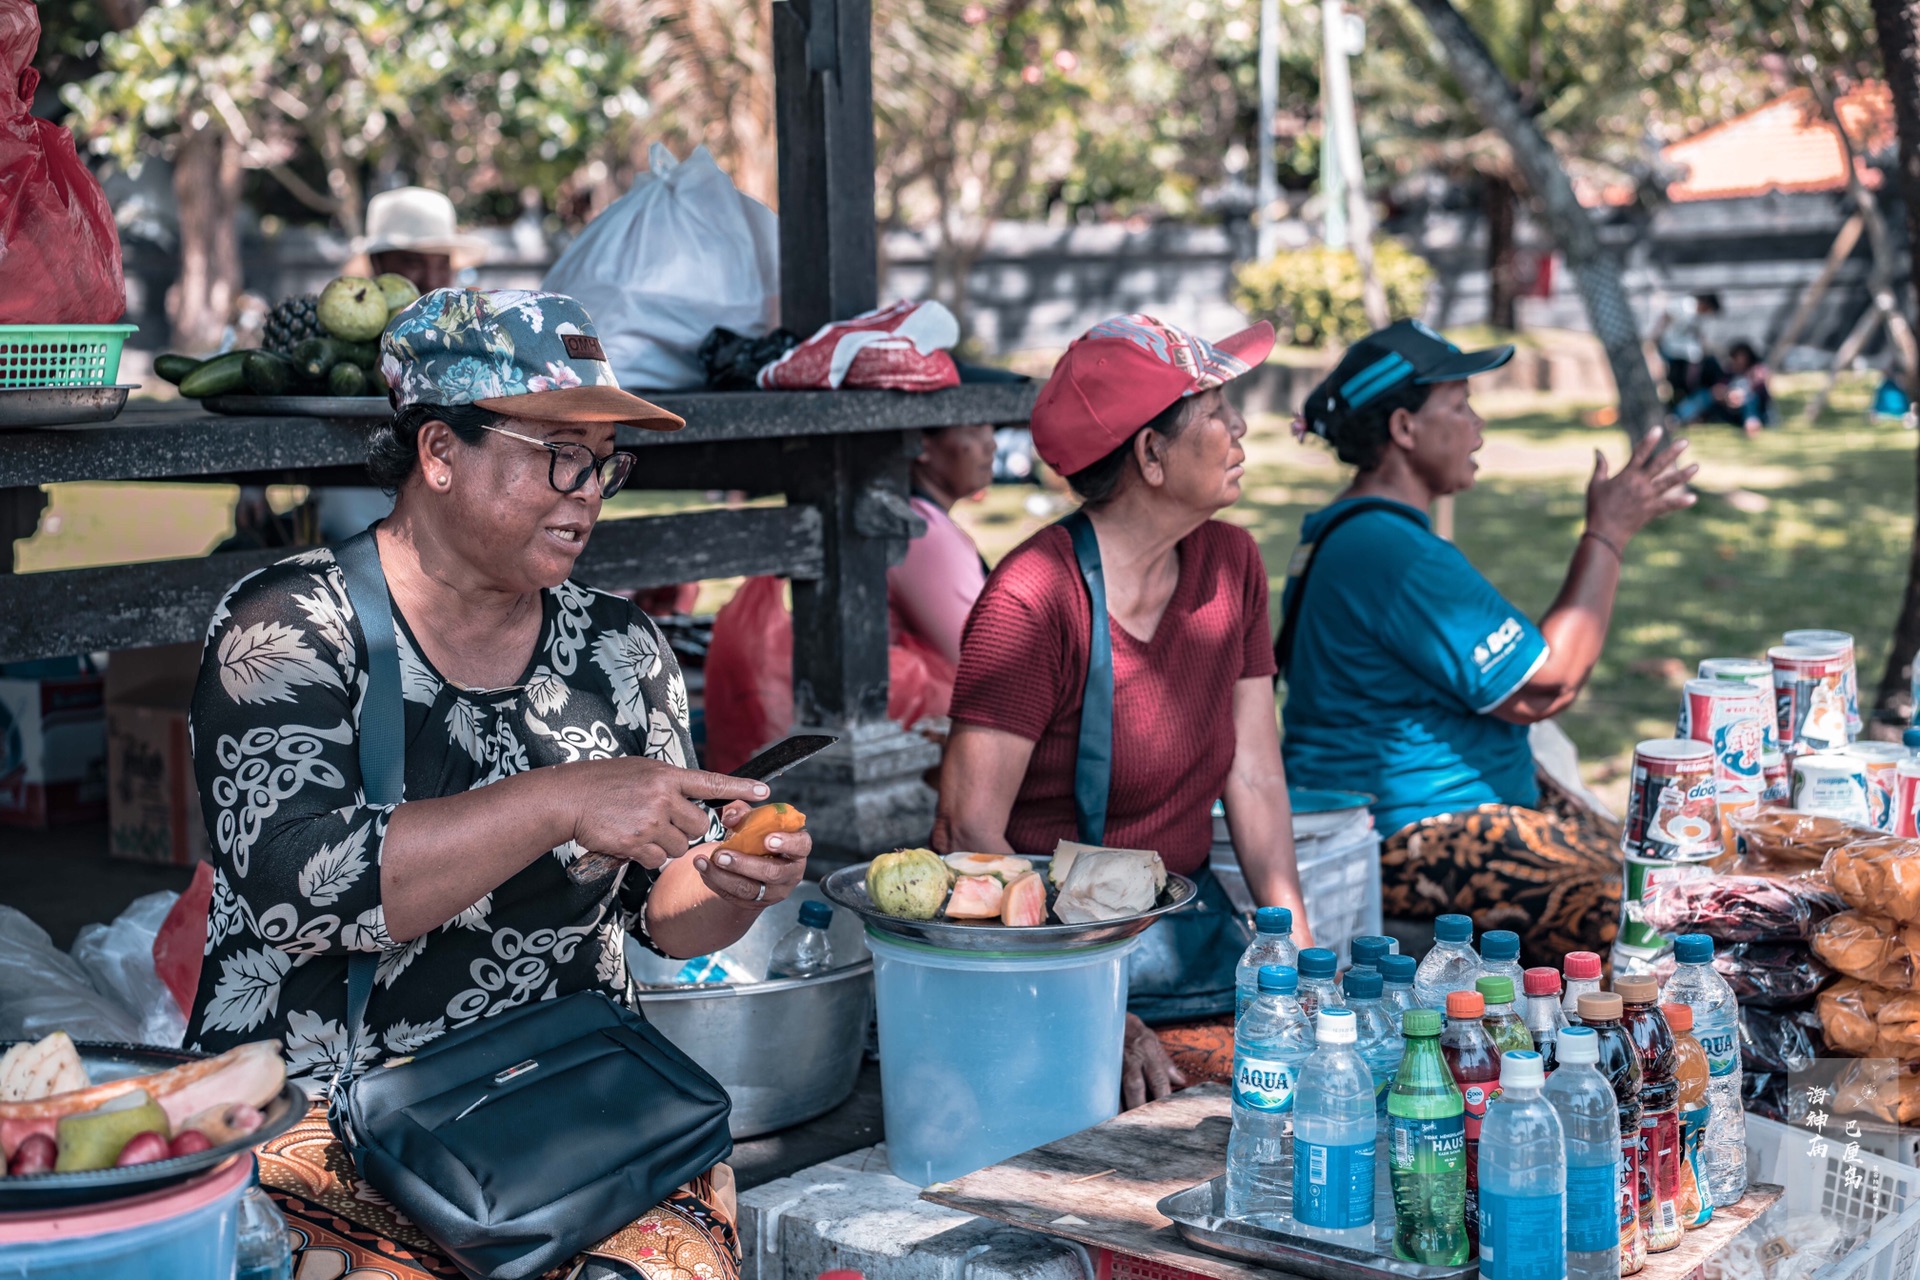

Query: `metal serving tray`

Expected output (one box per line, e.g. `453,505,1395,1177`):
1156,1175,1478,1280
203,393,390,418
0,385,134,428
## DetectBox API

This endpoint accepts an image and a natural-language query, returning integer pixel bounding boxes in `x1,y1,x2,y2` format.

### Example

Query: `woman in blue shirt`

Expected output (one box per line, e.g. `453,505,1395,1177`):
1279,320,1696,964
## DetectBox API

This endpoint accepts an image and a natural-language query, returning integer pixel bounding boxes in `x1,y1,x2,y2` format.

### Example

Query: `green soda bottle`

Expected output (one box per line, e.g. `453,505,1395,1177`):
1387,1008,1470,1265
1477,976,1534,1056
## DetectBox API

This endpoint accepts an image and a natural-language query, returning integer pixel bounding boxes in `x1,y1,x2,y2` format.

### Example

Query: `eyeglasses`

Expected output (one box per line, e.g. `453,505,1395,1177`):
477,423,636,498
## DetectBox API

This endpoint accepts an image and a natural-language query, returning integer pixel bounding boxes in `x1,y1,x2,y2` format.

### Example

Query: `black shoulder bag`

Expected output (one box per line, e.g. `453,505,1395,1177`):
1273,498,1424,678
328,529,733,1280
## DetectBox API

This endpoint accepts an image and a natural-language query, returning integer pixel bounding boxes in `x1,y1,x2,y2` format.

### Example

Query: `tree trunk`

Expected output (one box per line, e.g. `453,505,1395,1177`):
1870,0,1920,728
1403,0,1662,440
167,125,243,353
1485,171,1519,331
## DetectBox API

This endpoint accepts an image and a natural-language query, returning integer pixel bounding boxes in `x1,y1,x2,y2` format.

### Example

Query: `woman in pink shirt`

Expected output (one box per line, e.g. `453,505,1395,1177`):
888,424,997,677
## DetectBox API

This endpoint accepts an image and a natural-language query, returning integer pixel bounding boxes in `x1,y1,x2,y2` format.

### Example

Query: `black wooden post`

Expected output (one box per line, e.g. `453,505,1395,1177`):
0,487,47,574
771,0,937,860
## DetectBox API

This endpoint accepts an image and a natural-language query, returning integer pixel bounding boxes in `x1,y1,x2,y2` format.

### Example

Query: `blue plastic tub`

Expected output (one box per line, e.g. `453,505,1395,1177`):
0,1153,249,1279
868,929,1139,1186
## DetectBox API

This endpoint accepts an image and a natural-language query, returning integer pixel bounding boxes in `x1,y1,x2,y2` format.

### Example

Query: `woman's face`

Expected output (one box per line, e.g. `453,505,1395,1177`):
916,423,997,501
419,415,616,592
1153,389,1248,512
1398,380,1484,495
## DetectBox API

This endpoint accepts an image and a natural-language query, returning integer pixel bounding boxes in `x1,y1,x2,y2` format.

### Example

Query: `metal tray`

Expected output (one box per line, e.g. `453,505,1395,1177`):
0,385,134,428
0,1042,307,1210
822,855,1196,952
1156,1175,1477,1280
203,393,390,419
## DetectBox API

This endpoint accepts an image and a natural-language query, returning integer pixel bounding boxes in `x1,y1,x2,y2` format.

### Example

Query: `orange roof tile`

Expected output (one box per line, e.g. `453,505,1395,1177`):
1659,83,1893,203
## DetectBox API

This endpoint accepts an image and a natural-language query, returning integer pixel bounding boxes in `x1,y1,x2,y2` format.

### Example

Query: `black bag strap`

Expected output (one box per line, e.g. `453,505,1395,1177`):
1273,498,1425,678
333,528,405,1066
1060,509,1112,845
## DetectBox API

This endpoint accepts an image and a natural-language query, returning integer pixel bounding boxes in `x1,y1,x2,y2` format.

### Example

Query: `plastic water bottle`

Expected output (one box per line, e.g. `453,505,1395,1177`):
237,1162,293,1280
1546,1028,1623,1280
1380,953,1419,1028
1292,1009,1377,1250
1416,914,1482,1011
1345,934,1394,997
1522,968,1568,1075
1478,1051,1566,1280
1562,952,1603,1025
1577,993,1645,1275
1297,947,1344,1023
767,901,836,979
1659,934,1747,1207
1388,1009,1470,1266
1235,907,1298,1018
1344,967,1404,1124
1226,965,1316,1225
1477,975,1533,1056
1480,930,1525,991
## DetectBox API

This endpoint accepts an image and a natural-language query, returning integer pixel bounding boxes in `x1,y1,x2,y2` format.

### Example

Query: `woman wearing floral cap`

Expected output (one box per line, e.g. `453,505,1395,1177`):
935,314,1312,1108
186,288,788,1278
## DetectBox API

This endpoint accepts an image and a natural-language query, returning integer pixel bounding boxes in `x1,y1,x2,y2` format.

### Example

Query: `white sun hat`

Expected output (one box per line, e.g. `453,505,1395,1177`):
353,187,492,267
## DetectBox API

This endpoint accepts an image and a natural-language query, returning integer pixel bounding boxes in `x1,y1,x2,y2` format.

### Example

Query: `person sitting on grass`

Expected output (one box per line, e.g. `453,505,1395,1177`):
1676,341,1771,436
1278,320,1696,968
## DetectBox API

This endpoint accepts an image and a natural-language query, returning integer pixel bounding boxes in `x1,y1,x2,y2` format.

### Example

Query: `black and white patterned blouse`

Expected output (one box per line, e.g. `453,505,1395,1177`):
184,547,718,1096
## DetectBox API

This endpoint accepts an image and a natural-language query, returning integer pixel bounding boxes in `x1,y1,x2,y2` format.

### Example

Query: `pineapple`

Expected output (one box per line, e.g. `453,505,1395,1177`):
262,294,323,356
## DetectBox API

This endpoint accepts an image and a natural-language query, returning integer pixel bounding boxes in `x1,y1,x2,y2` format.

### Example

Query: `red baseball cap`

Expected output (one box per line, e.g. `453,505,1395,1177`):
1029,314,1275,476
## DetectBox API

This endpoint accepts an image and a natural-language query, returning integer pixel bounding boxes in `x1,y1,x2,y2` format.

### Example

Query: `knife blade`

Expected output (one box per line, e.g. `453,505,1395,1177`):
730,734,840,785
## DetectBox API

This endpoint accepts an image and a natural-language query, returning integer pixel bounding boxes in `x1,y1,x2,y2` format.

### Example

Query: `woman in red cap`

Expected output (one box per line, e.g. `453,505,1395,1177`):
934,314,1310,1108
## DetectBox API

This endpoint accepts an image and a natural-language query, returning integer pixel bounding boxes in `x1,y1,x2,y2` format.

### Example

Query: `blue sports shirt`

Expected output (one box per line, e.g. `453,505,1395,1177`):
1280,497,1548,835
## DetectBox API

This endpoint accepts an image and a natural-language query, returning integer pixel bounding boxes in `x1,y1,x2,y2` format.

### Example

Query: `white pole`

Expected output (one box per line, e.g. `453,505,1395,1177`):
1323,0,1388,326
1319,0,1349,251
1257,0,1281,260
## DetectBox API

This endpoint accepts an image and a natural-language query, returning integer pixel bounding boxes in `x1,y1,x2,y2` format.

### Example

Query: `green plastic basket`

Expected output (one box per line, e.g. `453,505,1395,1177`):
0,324,138,389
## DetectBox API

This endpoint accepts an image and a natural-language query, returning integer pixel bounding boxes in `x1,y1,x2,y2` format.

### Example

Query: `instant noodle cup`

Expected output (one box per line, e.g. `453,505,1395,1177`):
1793,753,1871,825
1680,678,1770,839
1844,742,1907,832
1762,751,1790,805
1784,629,1862,738
1770,643,1852,752
1895,760,1920,839
1624,739,1722,862
1616,856,1715,963
1692,658,1779,752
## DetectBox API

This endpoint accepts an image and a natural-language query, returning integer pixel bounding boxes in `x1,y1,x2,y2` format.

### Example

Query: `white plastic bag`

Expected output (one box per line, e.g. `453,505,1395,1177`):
542,143,779,391
0,907,145,1045
70,891,186,1048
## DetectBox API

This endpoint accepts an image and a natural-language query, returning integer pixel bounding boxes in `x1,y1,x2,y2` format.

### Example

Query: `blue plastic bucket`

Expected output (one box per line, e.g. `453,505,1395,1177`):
867,929,1140,1186
0,1153,249,1279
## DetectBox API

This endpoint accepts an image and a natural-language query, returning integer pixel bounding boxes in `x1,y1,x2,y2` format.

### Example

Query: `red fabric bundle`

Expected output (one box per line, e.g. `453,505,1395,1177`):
0,0,125,323
757,300,960,392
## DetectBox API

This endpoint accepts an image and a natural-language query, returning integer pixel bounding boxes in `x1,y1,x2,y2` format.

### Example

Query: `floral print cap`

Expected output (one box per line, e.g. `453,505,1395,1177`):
380,288,684,430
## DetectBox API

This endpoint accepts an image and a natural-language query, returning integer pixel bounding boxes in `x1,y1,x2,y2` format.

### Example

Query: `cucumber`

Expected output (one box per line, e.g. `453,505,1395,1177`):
243,350,294,396
328,362,368,397
153,354,203,385
338,341,380,370
292,337,343,382
177,351,250,400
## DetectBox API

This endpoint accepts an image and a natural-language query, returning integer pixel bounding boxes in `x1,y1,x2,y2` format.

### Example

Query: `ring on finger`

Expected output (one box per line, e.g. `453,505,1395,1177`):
753,882,767,904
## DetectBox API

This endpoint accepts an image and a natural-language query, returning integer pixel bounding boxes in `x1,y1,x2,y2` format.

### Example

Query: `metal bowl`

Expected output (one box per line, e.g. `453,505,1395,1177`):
0,1042,306,1210
0,385,135,428
821,855,1195,953
626,884,871,1139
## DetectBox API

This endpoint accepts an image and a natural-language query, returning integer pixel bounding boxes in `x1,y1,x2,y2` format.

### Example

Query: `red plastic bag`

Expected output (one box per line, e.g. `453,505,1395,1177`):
152,862,214,1019
704,576,947,773
0,0,125,323
757,300,960,392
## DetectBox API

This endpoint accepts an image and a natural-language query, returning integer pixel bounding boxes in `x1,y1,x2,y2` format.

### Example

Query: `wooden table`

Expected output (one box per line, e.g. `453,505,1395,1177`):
921,1084,1782,1280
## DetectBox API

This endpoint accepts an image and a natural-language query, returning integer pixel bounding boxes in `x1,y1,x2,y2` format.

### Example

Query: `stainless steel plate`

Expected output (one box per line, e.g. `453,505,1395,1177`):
203,394,390,418
0,385,134,428
821,855,1195,953
0,1042,306,1210
1156,1175,1477,1280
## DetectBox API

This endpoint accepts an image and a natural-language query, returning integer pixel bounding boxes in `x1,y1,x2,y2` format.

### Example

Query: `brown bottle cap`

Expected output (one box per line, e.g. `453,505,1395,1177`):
1614,976,1658,1003
1663,1002,1693,1032
1577,992,1623,1021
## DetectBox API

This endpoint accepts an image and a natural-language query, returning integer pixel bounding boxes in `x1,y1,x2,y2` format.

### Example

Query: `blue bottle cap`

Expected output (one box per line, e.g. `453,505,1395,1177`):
1434,914,1473,944
1673,933,1714,964
1257,964,1299,995
1255,906,1293,936
1350,936,1392,968
1298,947,1337,979
1344,968,1383,1000
1380,954,1417,983
1480,929,1520,962
1906,727,1920,750
798,900,834,929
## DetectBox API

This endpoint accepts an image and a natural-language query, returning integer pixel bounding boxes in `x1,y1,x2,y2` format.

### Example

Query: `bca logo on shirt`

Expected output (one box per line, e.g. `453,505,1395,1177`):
1472,618,1524,672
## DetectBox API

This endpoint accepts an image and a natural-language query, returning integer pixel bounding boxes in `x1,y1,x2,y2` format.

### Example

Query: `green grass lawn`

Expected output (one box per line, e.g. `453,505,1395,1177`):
16,372,1910,805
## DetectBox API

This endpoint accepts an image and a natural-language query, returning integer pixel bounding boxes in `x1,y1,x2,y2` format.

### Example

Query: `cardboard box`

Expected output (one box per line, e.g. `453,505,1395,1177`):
0,672,107,827
105,643,208,866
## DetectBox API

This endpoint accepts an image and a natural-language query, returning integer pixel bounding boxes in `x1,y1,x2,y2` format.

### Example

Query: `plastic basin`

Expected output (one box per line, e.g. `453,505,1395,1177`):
867,929,1140,1186
0,1153,249,1279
